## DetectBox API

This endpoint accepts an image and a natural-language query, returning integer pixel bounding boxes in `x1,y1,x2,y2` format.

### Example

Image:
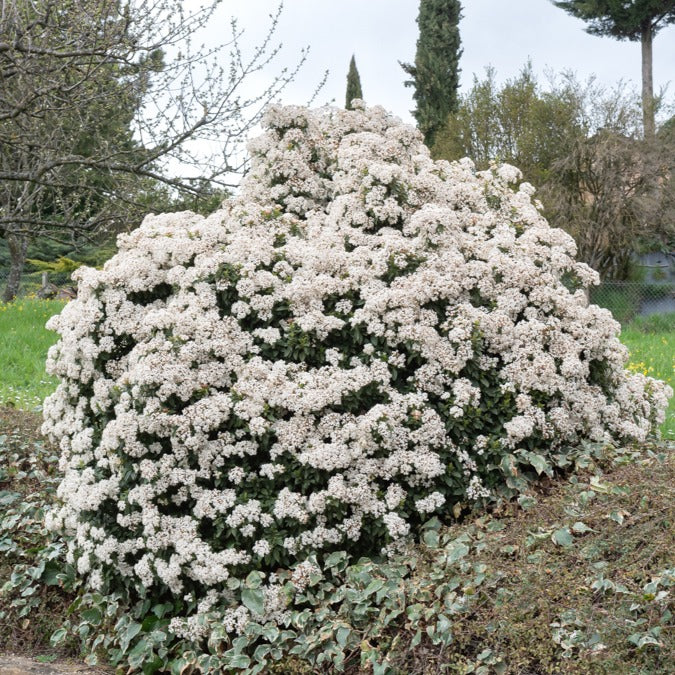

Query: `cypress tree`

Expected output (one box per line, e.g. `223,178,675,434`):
345,55,363,109
401,0,463,147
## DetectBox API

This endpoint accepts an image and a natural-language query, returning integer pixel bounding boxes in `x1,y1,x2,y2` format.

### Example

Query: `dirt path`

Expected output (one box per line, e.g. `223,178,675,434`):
0,656,111,675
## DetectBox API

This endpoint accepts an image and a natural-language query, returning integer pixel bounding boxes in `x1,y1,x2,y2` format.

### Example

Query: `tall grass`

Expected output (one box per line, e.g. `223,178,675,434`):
0,298,65,409
0,299,672,437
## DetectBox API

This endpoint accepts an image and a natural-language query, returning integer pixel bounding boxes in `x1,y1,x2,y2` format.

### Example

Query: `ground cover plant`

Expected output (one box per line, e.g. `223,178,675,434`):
32,102,672,671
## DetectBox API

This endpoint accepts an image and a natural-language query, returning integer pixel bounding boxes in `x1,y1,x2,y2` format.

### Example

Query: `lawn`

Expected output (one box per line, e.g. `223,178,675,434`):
0,298,65,410
620,313,675,440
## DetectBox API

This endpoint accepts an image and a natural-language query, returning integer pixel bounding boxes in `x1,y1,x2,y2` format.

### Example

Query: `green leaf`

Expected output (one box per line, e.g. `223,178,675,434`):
0,491,21,506
262,625,279,642
241,588,265,616
552,527,573,548
245,570,264,589
522,451,550,476
336,625,351,648
445,540,470,565
81,607,103,625
50,627,68,646
571,521,594,534
127,638,150,668
42,561,62,586
226,654,251,669
364,579,385,596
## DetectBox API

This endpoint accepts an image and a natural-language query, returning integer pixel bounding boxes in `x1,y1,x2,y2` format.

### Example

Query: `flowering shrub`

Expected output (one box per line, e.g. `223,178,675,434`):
43,103,671,642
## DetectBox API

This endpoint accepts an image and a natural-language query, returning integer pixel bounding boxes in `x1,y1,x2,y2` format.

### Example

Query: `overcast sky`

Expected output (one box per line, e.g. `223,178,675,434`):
193,0,675,126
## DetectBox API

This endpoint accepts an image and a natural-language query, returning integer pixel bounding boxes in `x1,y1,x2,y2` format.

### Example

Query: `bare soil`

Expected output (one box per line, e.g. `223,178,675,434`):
0,655,111,674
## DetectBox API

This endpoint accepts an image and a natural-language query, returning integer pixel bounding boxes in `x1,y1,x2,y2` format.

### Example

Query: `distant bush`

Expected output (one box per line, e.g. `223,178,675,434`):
43,103,671,648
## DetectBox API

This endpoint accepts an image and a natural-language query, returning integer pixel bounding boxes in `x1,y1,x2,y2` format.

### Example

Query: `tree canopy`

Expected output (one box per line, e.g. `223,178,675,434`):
553,1,675,39
433,66,674,279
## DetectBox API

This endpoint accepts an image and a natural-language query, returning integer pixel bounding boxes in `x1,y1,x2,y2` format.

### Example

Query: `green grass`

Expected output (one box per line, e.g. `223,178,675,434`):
0,299,65,410
621,319,675,440
0,299,672,438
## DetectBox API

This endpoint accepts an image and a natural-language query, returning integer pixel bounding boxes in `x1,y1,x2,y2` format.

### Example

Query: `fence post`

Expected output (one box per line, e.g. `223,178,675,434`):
41,272,49,293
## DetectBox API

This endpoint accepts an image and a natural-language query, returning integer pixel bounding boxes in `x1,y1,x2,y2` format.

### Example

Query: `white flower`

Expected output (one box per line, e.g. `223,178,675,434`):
42,101,671,631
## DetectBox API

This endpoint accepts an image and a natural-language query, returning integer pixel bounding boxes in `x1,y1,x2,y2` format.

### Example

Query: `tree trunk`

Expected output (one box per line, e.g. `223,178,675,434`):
641,22,655,140
2,232,28,302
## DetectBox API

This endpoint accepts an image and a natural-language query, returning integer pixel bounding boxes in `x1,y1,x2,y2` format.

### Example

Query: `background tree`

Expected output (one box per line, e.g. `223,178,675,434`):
432,64,586,186
0,0,311,301
552,0,675,139
433,66,674,279
345,55,363,109
544,131,674,279
401,0,462,147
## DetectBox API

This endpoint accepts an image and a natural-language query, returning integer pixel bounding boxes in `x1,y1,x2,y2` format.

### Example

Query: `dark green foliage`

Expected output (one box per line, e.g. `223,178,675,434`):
345,55,363,109
401,0,463,147
552,0,675,40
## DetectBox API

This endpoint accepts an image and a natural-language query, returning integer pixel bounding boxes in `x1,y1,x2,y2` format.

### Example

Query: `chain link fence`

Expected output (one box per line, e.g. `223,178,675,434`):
0,268,76,301
589,281,675,325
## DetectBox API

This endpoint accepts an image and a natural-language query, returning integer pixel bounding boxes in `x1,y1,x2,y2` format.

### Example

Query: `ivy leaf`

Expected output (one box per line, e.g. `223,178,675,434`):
518,495,537,511
524,451,551,476
445,539,470,564
336,625,351,648
241,588,265,616
81,607,103,625
226,654,251,669
50,627,68,646
552,527,573,548
423,529,440,548
0,491,21,506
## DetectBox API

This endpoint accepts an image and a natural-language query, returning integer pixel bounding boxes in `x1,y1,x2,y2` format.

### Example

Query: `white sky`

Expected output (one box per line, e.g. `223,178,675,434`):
194,0,675,126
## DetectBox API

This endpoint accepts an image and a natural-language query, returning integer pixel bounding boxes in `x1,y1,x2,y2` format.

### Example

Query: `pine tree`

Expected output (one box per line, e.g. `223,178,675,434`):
345,55,363,109
401,0,463,147
552,1,675,139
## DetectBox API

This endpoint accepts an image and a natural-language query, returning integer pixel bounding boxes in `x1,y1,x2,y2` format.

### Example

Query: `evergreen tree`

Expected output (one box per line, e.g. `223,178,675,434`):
345,55,363,109
401,0,462,147
552,1,675,139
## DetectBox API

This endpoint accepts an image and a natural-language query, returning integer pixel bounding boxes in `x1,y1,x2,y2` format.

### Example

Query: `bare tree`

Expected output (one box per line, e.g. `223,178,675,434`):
543,130,674,280
0,0,316,301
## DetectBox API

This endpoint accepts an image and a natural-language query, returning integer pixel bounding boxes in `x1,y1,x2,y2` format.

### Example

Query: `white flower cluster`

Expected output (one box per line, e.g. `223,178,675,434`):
43,103,671,632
